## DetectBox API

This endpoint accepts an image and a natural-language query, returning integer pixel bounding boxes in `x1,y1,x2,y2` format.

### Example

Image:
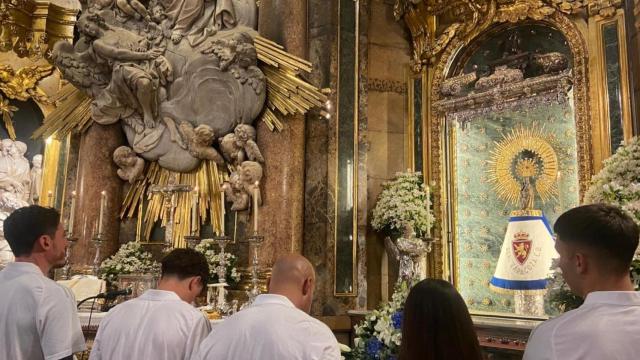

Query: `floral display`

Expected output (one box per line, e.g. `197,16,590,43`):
371,172,434,238
99,242,160,284
348,280,415,359
548,137,640,312
194,239,241,285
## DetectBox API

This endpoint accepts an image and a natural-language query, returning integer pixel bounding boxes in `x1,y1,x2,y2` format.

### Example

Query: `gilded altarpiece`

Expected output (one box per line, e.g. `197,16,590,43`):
399,1,636,321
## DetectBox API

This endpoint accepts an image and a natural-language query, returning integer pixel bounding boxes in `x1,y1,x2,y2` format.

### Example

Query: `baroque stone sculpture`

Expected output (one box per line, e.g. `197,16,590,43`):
219,124,264,165
222,160,262,211
113,146,145,183
53,0,264,173
0,138,41,268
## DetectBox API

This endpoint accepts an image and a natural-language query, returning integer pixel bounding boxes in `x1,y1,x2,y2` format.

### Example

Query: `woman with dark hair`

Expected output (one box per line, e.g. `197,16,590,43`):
399,279,483,360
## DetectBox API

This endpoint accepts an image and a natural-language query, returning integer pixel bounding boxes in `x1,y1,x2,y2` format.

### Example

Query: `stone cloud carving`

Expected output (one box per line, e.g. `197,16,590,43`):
53,0,263,173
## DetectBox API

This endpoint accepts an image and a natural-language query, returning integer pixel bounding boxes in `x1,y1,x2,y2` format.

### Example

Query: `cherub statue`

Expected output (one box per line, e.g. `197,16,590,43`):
221,161,263,211
179,122,225,165
113,146,145,183
219,124,264,165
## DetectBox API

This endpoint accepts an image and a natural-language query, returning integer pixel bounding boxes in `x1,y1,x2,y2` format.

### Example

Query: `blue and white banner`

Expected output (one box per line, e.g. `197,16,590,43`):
490,214,558,293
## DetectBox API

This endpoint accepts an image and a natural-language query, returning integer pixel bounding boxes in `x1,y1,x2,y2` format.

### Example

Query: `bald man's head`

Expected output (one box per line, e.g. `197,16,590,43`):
268,254,316,313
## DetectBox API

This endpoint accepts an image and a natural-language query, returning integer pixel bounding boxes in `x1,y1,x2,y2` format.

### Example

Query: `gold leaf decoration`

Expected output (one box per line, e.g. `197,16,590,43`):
486,124,559,207
0,95,18,139
0,64,54,103
120,161,226,248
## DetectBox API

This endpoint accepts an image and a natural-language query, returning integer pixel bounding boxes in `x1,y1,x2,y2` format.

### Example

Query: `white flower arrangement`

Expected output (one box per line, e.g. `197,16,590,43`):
348,280,414,359
99,242,161,284
194,239,242,285
584,137,640,224
371,172,434,238
548,138,640,311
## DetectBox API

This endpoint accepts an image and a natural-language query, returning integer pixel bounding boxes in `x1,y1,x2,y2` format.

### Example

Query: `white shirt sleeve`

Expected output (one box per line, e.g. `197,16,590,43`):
38,285,86,360
184,313,212,360
523,322,554,360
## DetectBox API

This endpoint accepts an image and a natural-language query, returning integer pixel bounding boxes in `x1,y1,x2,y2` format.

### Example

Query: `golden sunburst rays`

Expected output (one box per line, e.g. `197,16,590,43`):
486,124,559,208
120,160,226,248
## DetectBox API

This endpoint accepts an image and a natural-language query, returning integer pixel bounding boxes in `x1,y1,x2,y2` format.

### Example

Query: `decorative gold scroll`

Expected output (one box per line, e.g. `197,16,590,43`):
120,160,226,248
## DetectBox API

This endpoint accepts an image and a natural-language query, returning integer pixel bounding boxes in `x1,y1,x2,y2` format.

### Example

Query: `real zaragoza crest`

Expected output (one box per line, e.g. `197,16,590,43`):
511,231,532,265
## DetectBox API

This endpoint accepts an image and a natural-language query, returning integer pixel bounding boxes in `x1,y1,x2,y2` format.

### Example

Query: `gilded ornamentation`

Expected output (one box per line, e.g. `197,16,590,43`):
0,96,17,139
498,0,556,22
0,65,54,104
482,297,493,306
475,66,524,91
440,72,477,97
0,0,78,59
532,52,569,73
486,124,559,207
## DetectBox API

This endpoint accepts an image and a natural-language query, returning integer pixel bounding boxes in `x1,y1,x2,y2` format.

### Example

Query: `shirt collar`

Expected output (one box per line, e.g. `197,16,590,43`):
252,294,296,308
4,261,44,276
583,291,640,306
138,289,182,302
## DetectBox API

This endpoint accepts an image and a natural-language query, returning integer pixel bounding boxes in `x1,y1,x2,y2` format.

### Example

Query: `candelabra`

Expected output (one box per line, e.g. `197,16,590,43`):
240,232,264,308
184,235,201,249
91,233,104,277
60,237,77,280
212,235,232,314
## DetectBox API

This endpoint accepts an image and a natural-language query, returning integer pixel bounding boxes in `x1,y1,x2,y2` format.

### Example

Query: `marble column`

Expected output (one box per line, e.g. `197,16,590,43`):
256,0,308,265
70,123,124,270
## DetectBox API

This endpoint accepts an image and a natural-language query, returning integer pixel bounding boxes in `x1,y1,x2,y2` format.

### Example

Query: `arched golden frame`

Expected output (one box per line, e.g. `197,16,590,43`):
426,12,592,281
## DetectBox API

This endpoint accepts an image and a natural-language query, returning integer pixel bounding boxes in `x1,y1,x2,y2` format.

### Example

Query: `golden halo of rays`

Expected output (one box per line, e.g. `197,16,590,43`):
486,124,559,207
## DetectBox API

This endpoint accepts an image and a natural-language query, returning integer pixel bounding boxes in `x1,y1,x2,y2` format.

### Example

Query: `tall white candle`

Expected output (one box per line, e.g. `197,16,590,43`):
98,190,106,236
426,184,431,238
253,182,259,234
69,191,76,237
220,189,225,236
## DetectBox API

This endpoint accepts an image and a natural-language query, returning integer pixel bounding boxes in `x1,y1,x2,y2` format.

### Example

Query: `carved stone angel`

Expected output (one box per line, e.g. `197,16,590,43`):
179,122,225,165
221,160,262,211
219,124,264,165
113,146,145,183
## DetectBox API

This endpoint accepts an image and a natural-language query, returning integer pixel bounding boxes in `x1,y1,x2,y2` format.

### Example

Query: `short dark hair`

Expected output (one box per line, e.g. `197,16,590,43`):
399,279,483,360
161,248,209,285
554,203,639,274
4,206,60,257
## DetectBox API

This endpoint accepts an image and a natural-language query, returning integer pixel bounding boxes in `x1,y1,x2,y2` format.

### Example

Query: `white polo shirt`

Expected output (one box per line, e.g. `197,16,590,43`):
195,294,340,360
0,261,86,360
524,291,640,360
89,289,211,360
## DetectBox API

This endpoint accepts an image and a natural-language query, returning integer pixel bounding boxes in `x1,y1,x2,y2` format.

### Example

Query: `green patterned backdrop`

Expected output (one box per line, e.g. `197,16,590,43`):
452,92,580,315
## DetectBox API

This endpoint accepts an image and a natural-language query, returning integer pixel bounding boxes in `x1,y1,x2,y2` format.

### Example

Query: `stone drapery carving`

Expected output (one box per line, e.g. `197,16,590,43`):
0,138,41,268
53,0,264,173
29,154,42,204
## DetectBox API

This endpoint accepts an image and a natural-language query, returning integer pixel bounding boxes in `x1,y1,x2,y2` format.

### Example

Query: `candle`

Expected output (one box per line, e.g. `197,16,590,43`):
98,190,106,236
136,201,142,242
192,187,198,236
220,189,225,236
47,191,53,207
69,191,76,238
426,184,431,238
253,182,259,234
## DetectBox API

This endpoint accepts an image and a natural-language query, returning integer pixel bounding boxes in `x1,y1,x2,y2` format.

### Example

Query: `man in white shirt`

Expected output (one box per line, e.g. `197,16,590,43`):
90,248,211,360
0,205,86,360
524,203,640,360
196,254,341,360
